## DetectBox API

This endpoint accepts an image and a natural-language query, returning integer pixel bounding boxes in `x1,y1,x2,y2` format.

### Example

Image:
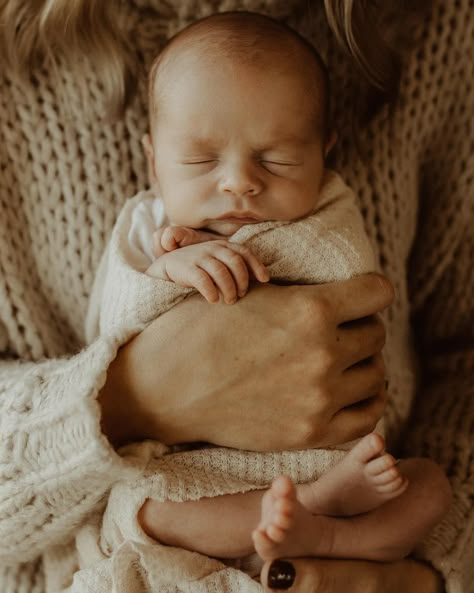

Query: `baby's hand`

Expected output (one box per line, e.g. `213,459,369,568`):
153,226,220,256
147,240,269,304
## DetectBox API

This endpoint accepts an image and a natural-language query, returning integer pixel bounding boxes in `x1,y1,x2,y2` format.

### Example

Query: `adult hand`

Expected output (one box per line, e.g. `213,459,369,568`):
261,557,444,593
99,273,393,450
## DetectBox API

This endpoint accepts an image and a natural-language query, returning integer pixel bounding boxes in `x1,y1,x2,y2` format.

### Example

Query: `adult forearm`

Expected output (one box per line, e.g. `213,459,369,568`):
0,340,128,562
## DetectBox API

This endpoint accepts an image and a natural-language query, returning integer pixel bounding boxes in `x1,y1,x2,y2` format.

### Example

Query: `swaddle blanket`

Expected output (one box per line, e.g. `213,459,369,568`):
80,170,377,592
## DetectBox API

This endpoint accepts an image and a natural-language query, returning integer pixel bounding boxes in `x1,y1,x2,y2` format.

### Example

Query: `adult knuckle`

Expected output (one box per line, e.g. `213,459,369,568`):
312,384,333,419
316,347,338,374
298,295,333,327
313,297,333,324
297,417,321,448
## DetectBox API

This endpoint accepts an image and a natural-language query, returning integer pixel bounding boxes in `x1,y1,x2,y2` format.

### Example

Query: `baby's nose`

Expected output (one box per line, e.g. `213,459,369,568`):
218,161,263,197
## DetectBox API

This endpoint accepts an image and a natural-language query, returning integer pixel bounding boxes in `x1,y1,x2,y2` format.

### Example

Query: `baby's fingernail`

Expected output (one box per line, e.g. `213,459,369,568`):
267,560,296,590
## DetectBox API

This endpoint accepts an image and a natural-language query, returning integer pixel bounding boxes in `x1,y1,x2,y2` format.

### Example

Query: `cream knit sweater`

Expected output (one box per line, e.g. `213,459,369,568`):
0,1,472,592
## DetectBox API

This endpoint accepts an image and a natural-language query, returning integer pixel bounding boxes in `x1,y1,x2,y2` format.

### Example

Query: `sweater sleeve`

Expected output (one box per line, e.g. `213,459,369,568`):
402,8,474,586
0,337,144,566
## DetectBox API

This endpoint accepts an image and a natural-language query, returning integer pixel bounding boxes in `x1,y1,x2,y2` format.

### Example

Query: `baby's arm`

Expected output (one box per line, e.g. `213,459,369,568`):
147,239,269,304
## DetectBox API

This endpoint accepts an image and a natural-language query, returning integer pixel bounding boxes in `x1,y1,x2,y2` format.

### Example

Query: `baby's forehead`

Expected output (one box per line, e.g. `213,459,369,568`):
149,12,329,132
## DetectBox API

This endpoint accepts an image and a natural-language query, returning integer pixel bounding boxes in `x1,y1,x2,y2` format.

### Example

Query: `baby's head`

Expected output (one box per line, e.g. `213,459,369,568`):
143,11,336,236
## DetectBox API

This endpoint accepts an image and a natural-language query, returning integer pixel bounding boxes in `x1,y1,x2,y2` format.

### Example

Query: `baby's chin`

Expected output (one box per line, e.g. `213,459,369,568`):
205,220,250,236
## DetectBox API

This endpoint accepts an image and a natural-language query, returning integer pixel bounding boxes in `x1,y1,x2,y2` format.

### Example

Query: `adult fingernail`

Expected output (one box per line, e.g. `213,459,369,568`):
267,560,296,589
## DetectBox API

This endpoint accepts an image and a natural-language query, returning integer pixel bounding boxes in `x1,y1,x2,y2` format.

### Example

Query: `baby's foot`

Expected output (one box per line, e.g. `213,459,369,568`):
300,433,408,516
252,476,333,561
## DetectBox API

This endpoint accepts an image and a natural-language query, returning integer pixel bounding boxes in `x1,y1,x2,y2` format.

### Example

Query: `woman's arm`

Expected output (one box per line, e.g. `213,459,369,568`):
0,273,391,566
0,338,138,565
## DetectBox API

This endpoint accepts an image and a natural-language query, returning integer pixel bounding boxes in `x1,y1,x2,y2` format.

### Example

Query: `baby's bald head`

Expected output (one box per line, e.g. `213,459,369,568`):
148,11,331,141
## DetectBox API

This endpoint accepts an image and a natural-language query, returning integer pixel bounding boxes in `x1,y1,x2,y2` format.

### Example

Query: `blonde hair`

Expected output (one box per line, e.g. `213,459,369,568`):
323,0,429,122
0,0,427,120
0,0,136,115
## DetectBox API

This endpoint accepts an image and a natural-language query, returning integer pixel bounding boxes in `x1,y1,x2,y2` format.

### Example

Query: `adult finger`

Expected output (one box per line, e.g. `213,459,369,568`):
333,353,386,411
316,274,394,325
338,315,386,369
329,385,386,444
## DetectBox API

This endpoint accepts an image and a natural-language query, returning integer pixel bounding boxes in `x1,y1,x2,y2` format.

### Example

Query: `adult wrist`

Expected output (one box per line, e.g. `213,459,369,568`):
98,341,157,447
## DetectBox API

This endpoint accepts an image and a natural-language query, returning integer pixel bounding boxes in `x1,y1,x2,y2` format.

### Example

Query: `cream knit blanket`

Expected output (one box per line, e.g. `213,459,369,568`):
78,170,378,591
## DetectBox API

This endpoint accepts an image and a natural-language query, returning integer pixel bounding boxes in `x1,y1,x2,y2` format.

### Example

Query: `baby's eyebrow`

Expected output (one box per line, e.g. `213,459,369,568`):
180,133,311,153
257,133,313,150
182,136,216,150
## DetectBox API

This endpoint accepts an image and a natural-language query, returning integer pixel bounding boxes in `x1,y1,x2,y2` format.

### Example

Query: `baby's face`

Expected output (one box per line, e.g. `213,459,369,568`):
147,56,329,236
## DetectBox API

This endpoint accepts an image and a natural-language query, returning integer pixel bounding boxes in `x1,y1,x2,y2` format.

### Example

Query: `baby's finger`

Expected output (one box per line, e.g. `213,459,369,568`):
186,267,220,303
152,228,167,256
160,227,180,251
211,245,250,298
199,257,239,304
225,243,269,284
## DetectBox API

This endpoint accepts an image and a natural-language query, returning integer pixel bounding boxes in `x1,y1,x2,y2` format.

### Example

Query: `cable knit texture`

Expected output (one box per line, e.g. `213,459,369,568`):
0,0,472,592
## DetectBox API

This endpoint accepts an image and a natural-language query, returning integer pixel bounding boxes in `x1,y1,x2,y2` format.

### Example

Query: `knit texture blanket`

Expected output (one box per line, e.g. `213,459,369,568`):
78,171,378,591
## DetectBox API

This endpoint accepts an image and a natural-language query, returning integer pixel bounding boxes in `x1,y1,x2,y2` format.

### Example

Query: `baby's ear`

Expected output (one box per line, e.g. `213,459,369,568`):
142,134,158,188
324,130,338,157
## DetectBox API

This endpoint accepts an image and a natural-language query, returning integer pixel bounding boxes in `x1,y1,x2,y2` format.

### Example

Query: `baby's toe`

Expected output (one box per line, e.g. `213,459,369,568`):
372,465,402,486
350,432,385,465
252,528,277,561
275,495,294,517
272,508,293,531
267,523,287,544
272,475,295,498
365,453,397,477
